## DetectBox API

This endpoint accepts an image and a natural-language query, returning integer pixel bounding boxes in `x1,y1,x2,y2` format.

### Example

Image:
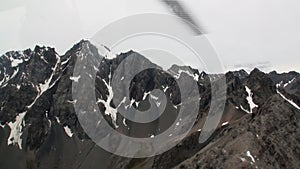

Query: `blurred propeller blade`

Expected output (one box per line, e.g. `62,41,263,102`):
160,0,206,35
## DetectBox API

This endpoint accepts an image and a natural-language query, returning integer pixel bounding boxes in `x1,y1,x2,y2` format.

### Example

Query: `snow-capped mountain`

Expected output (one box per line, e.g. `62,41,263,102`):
0,40,299,169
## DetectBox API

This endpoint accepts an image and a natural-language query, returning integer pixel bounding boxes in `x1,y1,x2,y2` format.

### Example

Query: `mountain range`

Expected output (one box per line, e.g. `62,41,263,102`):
0,40,299,169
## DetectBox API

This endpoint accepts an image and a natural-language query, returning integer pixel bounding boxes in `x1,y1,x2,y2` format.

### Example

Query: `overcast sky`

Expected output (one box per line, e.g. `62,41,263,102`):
0,0,299,73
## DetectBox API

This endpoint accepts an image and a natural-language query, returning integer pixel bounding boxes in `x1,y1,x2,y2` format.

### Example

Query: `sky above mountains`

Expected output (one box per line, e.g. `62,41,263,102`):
0,0,299,73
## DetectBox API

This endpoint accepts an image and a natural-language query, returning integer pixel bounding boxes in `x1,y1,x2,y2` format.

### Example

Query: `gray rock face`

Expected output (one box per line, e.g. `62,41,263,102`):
175,94,300,169
0,40,299,169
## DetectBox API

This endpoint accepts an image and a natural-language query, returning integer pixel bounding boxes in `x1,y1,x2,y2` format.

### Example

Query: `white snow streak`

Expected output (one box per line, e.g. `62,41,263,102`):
135,101,140,107
246,150,255,163
1,68,19,87
7,112,27,149
150,94,159,100
70,75,81,82
169,69,199,81
142,92,150,100
240,105,250,114
123,118,127,127
61,56,71,65
96,73,120,127
149,94,162,107
55,117,61,124
27,55,60,108
221,121,229,126
0,75,5,86
245,86,258,113
67,100,77,105
283,78,295,87
63,126,73,137
276,87,300,110
93,65,99,72
163,86,169,92
16,84,21,90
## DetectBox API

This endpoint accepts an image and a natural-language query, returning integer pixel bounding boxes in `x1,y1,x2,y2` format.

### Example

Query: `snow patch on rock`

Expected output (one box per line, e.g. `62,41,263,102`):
7,112,27,149
10,58,23,67
221,121,229,126
246,150,255,163
64,126,73,138
245,86,258,113
96,72,123,128
123,118,127,127
70,75,81,82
